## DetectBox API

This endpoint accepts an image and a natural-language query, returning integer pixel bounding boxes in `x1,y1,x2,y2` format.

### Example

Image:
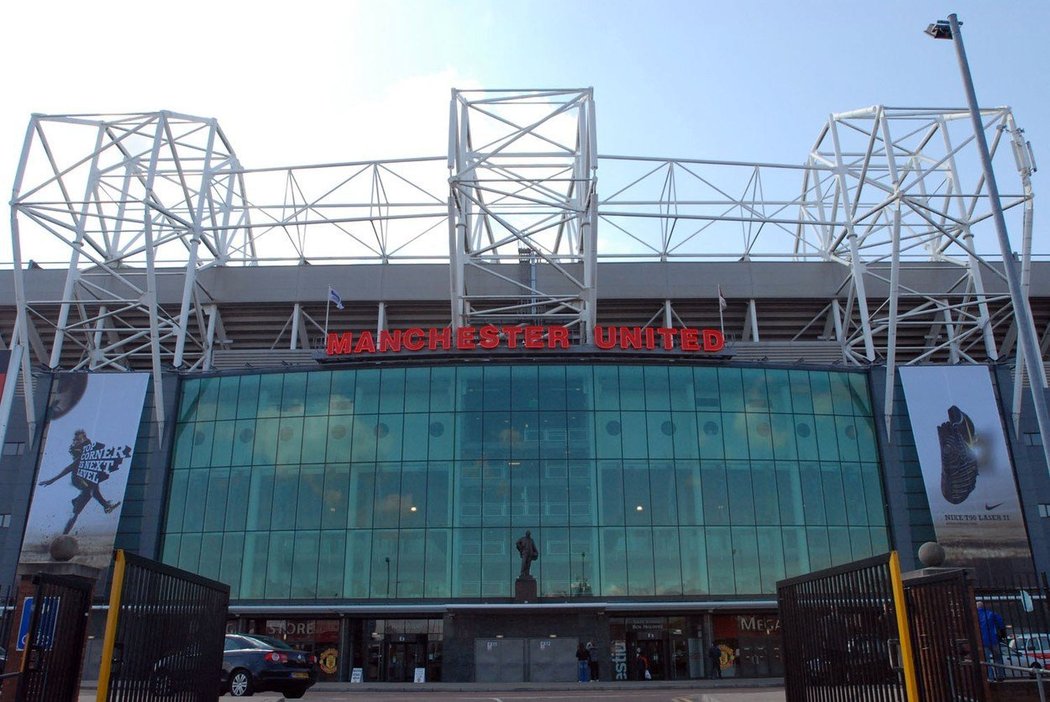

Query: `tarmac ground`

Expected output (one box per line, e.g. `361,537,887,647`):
79,678,787,702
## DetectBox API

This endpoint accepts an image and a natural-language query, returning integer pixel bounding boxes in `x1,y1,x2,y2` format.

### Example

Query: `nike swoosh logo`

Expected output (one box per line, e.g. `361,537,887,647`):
985,503,1004,511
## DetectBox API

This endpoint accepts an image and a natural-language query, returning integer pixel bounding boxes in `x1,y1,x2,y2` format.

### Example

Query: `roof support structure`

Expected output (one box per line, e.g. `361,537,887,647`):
6,97,1042,462
448,89,598,342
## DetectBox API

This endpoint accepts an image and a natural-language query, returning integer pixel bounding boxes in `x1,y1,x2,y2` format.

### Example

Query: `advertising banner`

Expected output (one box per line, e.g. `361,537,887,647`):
899,366,1031,572
19,373,150,570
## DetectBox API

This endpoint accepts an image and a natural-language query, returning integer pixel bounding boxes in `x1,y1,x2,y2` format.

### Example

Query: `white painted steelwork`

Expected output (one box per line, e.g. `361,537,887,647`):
7,93,1042,447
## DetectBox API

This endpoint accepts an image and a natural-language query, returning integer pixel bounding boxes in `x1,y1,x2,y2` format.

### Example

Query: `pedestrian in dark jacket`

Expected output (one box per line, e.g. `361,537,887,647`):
576,643,591,682
708,643,722,679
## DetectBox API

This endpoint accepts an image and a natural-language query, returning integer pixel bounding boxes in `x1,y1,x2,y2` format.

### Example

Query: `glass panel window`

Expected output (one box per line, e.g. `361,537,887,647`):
809,372,834,414
652,526,682,595
598,462,625,525
217,377,240,420
481,528,511,597
668,367,695,412
622,463,651,526
643,367,670,411
626,528,656,595
424,529,451,597
404,368,430,413
236,375,260,419
675,462,703,526
726,461,755,525
593,366,620,410
165,362,891,603
380,368,406,414
354,370,381,414
701,461,729,526
321,464,350,529
344,531,372,597
741,369,768,411
290,531,320,597
281,373,307,416
679,527,709,594
731,527,760,593
765,370,793,413
706,527,734,593
271,466,300,530
305,372,331,416
646,412,673,460
600,527,627,596
717,368,744,412
220,532,244,596
757,527,785,593
257,375,283,418
722,413,749,460
296,465,324,530
317,530,346,598
618,367,645,411
649,462,677,526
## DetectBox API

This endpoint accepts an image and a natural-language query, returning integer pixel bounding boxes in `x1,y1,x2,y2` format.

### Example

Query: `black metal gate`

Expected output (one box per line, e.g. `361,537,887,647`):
14,574,94,702
778,552,914,702
903,568,986,702
97,550,229,702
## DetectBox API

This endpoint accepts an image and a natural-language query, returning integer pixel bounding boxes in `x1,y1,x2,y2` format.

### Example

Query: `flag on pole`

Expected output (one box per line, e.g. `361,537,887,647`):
718,285,727,311
328,287,344,310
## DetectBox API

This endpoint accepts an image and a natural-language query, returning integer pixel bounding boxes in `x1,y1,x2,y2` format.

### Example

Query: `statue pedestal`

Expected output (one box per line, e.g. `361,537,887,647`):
515,576,537,603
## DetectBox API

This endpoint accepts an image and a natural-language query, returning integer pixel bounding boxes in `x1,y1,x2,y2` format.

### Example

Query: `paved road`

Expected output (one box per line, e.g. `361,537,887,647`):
81,682,786,702
225,691,786,702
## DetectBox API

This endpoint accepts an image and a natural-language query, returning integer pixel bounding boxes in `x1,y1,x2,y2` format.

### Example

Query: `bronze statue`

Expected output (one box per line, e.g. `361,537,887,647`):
515,530,538,577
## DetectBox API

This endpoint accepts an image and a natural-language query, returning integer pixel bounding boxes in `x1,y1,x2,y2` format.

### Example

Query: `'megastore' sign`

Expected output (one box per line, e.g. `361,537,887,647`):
326,325,725,357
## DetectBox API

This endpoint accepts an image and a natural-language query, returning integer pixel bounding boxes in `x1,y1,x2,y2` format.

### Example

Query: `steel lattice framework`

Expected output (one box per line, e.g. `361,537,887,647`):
7,91,1044,444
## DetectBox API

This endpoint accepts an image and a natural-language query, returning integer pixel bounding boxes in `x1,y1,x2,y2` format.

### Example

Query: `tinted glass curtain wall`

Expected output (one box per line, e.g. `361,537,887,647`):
163,364,888,600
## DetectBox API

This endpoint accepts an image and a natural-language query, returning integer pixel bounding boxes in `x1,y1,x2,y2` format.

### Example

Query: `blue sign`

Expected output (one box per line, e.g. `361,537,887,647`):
16,596,60,651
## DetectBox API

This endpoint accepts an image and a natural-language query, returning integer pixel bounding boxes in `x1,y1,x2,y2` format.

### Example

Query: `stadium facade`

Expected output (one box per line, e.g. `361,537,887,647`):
1,90,1048,683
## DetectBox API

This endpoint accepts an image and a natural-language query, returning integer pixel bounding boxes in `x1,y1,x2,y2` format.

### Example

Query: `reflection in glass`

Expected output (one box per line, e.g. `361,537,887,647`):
165,365,889,599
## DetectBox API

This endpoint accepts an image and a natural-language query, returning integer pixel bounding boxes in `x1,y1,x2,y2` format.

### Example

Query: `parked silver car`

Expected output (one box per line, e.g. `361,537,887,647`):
1001,633,1050,677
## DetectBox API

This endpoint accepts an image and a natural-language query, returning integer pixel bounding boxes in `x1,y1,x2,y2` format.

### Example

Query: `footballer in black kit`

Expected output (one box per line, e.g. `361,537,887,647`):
37,429,131,534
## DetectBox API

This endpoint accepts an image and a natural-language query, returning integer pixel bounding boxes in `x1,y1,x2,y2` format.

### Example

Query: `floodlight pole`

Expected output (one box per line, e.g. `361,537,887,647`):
934,14,1050,473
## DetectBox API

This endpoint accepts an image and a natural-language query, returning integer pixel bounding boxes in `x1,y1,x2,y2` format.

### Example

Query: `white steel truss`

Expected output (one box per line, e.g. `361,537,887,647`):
7,95,1043,444
448,89,599,342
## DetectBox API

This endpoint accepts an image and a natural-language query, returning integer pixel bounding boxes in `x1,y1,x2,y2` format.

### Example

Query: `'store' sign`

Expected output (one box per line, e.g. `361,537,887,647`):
326,325,725,357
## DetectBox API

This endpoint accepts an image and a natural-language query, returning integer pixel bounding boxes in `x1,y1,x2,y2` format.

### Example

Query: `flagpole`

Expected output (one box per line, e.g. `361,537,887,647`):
717,285,725,339
325,285,332,338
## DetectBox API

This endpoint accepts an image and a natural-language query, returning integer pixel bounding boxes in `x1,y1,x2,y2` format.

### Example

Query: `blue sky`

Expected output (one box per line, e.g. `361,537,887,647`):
3,0,1048,260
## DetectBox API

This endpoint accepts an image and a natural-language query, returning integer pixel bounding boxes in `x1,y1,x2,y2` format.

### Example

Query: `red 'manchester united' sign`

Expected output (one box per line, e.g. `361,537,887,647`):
325,325,725,356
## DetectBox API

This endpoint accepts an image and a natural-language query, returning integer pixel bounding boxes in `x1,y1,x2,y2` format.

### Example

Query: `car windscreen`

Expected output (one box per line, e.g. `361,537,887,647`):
238,635,299,651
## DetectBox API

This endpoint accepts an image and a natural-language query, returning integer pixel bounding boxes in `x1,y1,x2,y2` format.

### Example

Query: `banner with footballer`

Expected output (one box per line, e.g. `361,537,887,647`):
899,366,1031,574
19,373,149,570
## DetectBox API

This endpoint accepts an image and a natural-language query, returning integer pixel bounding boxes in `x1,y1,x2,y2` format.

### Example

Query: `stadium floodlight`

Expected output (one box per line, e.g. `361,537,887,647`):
923,20,954,40
928,13,1050,474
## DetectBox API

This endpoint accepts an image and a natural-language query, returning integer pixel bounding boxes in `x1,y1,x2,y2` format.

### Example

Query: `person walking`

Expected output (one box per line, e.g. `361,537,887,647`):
976,600,1006,682
635,649,651,680
576,642,591,682
708,642,723,679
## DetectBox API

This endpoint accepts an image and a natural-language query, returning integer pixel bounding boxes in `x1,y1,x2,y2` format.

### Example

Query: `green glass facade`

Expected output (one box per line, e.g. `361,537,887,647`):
163,364,888,600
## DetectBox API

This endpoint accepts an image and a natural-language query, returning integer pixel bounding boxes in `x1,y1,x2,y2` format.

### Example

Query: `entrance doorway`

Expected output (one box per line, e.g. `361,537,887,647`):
383,634,427,681
626,636,667,680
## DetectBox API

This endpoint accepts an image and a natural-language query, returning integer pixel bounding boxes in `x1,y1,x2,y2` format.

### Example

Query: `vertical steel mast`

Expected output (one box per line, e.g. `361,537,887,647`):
9,112,252,431
448,89,598,343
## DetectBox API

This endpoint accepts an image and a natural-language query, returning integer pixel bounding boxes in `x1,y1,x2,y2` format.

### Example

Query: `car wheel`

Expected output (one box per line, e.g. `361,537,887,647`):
229,669,254,697
1029,662,1042,679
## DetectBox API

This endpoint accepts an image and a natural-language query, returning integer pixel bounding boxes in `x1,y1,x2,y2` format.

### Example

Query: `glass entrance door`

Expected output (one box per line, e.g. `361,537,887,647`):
384,636,427,681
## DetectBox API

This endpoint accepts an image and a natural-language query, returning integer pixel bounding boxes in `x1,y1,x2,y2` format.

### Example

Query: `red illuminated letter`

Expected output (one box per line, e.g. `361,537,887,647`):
326,332,353,356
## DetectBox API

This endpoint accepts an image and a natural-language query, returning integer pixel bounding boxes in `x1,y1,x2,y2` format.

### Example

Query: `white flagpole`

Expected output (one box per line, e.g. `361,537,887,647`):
325,285,332,338
718,286,725,339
